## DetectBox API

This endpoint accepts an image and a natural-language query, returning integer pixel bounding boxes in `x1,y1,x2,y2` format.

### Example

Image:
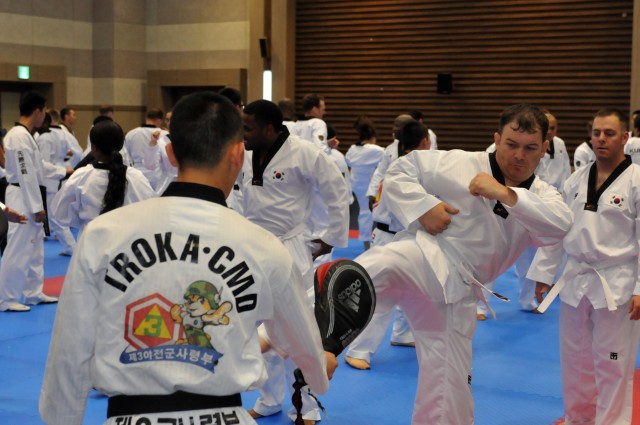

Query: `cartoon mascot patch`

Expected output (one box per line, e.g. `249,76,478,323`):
121,281,231,371
171,280,233,349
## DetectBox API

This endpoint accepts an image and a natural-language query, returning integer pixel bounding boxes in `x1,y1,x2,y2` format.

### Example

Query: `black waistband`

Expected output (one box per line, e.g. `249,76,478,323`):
10,183,19,187
107,391,242,417
374,222,396,234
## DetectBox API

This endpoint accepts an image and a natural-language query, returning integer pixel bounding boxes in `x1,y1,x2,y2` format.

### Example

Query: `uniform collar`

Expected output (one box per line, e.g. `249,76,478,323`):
161,182,227,207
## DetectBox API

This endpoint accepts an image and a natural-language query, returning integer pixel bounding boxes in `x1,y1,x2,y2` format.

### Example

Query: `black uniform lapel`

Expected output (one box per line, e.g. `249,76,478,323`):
488,152,535,219
584,155,632,212
251,127,290,186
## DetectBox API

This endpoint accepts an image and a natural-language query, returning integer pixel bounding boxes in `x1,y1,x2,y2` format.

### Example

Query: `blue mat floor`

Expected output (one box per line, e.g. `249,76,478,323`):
1,236,634,424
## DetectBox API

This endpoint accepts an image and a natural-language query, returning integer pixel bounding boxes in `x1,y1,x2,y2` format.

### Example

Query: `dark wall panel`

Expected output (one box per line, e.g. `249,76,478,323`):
295,0,633,157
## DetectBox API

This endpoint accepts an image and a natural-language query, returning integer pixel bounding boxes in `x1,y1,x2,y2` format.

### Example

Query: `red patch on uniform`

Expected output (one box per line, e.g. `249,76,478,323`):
125,293,185,350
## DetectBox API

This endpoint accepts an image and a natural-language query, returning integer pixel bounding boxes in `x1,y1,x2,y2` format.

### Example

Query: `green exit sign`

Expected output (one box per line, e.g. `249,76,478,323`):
17,66,30,80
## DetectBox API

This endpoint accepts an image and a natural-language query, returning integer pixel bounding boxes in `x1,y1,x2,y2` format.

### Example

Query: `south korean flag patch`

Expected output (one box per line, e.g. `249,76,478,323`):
609,194,625,208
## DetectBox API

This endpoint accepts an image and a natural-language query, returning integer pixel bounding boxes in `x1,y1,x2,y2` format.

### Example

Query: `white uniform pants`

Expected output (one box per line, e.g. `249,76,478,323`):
346,228,414,362
0,186,45,309
345,305,414,362
514,247,538,310
47,189,75,253
252,233,320,420
560,298,640,425
357,239,476,425
353,181,373,242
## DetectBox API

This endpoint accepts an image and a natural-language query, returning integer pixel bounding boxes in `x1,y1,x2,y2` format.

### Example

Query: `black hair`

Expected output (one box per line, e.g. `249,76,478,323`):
93,115,113,126
37,113,52,134
99,105,114,115
218,87,243,107
146,108,163,120
498,104,549,143
169,91,242,169
301,93,324,112
243,99,284,131
408,110,424,121
356,123,377,145
19,92,46,117
399,121,429,152
327,124,337,139
89,120,128,214
60,107,73,122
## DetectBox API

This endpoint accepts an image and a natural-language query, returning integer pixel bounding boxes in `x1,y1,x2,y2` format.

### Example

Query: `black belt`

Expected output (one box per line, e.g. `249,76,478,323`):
107,391,242,417
374,222,396,235
9,183,19,187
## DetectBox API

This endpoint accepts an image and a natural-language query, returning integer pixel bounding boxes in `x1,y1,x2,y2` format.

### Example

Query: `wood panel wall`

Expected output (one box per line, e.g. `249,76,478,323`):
295,0,633,157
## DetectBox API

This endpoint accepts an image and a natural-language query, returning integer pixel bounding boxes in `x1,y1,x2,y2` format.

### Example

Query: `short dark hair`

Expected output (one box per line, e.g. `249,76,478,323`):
593,108,628,130
93,115,113,126
169,92,242,169
634,116,640,132
399,121,429,151
99,104,114,115
243,99,284,131
60,107,73,121
47,108,60,123
301,93,324,112
278,98,295,120
408,110,424,121
20,91,46,117
498,104,548,142
146,108,163,120
219,87,243,107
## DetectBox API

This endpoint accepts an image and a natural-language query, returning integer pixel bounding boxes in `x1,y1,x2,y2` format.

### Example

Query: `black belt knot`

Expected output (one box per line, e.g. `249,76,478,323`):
374,222,396,235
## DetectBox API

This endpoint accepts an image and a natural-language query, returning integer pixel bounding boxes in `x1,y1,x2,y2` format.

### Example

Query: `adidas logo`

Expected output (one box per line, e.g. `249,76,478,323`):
338,279,361,312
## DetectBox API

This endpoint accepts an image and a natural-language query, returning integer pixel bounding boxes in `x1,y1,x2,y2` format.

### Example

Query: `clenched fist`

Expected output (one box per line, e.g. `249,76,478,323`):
418,202,459,235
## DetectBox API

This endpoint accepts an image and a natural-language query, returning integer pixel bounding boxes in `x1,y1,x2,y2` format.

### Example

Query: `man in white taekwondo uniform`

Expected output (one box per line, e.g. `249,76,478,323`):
528,109,640,425
354,104,572,425
291,93,329,150
59,107,83,167
0,92,68,312
124,108,166,190
480,111,571,314
40,92,338,425
239,100,349,424
36,109,79,255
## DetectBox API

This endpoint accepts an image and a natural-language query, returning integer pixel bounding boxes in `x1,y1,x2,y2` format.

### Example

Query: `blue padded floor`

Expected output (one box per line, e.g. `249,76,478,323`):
1,236,634,424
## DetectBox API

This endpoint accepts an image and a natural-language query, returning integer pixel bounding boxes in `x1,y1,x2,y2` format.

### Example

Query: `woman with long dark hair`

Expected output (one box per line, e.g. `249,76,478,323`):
51,120,155,235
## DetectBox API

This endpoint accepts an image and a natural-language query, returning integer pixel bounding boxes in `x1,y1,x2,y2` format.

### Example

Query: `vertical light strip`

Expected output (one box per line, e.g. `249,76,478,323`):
262,70,273,100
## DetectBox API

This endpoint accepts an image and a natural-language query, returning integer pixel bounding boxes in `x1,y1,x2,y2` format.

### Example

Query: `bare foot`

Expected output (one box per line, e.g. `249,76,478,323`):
248,409,264,419
345,355,370,370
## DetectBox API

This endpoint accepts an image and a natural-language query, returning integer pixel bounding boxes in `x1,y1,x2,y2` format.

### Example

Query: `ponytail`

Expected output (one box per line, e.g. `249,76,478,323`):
100,150,128,214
